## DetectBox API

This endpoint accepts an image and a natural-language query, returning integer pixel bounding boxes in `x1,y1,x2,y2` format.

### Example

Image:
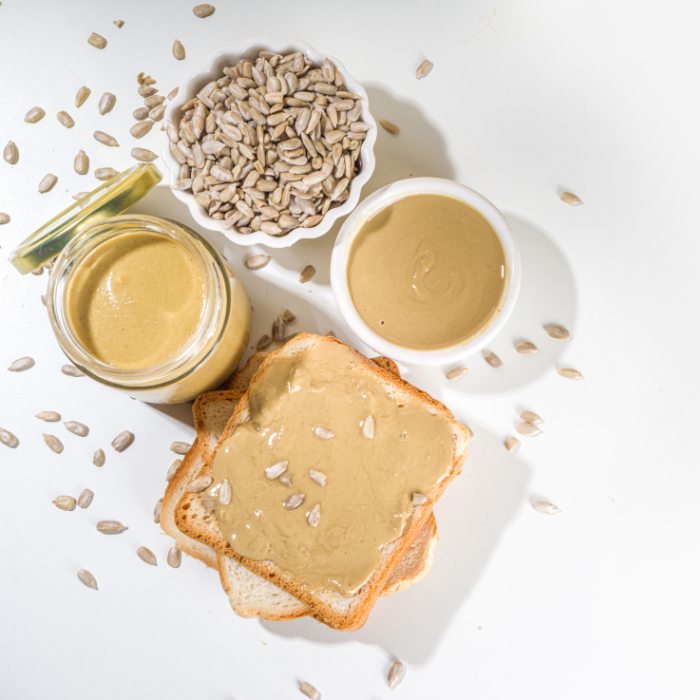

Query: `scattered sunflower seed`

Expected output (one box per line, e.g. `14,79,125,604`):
313,426,334,439
516,341,539,354
64,421,89,437
36,411,60,422
559,367,584,380
24,106,45,123
53,495,76,511
166,459,182,481
38,174,58,193
133,106,149,120
61,364,84,377
93,131,119,147
245,254,271,270
137,546,157,566
388,661,405,689
75,86,91,108
413,493,428,506
446,367,467,380
219,479,232,505
298,681,320,699
98,92,116,115
415,59,434,80
560,192,582,206
272,314,286,342
97,520,128,534
148,104,166,122
520,410,543,424
532,500,561,515
299,265,315,283
279,474,292,487
284,493,305,510
379,120,400,135
130,120,153,138
544,325,571,341
167,545,182,568
201,496,218,510
170,441,191,455
266,461,289,480
282,309,296,324
93,448,105,466
187,475,213,493
307,503,321,527
166,87,179,101
0,213,10,225
78,489,94,509
256,334,273,350
193,4,215,17
0,427,19,448
94,167,119,181
88,32,107,49
153,497,163,523
77,569,98,590
505,437,520,454
172,39,185,60
74,150,89,175
72,193,90,203
57,111,75,128
362,415,375,439
113,19,124,28
516,422,543,437
131,147,158,162
309,470,327,486
8,356,34,372
4,140,18,164
111,430,135,452
138,83,158,97
43,434,63,453
482,349,503,369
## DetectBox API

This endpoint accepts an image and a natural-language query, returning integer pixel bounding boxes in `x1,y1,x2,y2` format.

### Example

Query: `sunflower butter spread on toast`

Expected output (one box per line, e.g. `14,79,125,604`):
210,341,454,596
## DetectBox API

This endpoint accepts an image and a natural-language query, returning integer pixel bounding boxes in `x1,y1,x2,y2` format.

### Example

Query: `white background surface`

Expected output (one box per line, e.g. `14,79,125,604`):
1,1,699,698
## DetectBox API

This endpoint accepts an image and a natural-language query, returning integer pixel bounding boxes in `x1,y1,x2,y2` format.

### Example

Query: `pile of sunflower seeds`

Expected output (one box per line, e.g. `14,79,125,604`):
167,50,371,236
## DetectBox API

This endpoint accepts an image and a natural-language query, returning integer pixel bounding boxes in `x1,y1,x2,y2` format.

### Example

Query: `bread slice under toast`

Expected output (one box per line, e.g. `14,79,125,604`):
174,334,470,630
160,352,439,620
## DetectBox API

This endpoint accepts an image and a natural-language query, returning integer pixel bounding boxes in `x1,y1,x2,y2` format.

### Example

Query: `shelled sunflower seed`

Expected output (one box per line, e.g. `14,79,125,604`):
379,119,399,135
61,364,84,376
173,40,185,60
167,87,179,101
95,167,119,181
299,265,316,283
36,411,60,422
94,131,119,147
167,50,367,236
415,59,434,80
388,661,406,689
131,147,158,162
193,4,216,17
53,495,76,511
65,421,89,437
560,192,582,206
4,141,19,164
130,120,153,138
8,356,34,372
446,366,467,380
93,448,106,466
298,681,320,699
74,150,89,175
1,427,19,448
43,434,64,453
137,547,157,565
75,86,91,108
505,437,520,453
482,349,503,369
167,545,182,568
516,341,539,354
24,106,45,123
57,111,75,128
97,520,128,534
98,92,116,115
38,174,57,193
111,430,134,452
113,19,124,28
0,213,10,225
88,32,106,49
77,569,98,589
78,489,94,509
256,334,272,350
171,441,191,454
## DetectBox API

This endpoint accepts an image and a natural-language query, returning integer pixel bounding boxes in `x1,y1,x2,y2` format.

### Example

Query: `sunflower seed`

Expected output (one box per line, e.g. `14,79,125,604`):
75,86,91,108
256,334,273,350
130,120,153,138
309,470,327,487
272,314,286,342
24,106,45,123
278,474,291,487
388,661,405,689
532,500,561,515
74,150,89,175
148,104,166,122
559,367,584,380
43,434,63,453
299,264,315,283
138,83,158,97
64,421,89,437
152,497,163,523
131,147,158,162
167,87,179,101
166,459,181,481
97,520,128,534
78,489,94,509
313,425,334,439
8,356,34,372
266,461,289,480
171,441,191,454
137,547,157,566
77,569,98,590
482,350,503,369
53,495,76,511
307,503,321,527
560,192,582,206
4,140,18,164
362,415,375,439
187,475,212,493
0,213,9,225
36,411,60,422
61,364,84,377
38,174,57,193
412,493,428,506
245,254,271,270
111,430,135,452
173,39,185,60
193,3,215,17
284,493,305,510
516,422,543,437
93,449,105,467
167,545,182,568
520,410,543,424
87,32,106,49
505,437,520,454
144,95,165,109
516,342,539,354
93,131,119,147
298,681,320,699
133,107,149,120
0,427,18,448
219,479,232,505
415,59,434,80
94,167,118,181
113,19,124,28
282,309,296,324
544,325,571,341
379,120,399,135
98,92,116,115
31,266,44,276
446,367,467,380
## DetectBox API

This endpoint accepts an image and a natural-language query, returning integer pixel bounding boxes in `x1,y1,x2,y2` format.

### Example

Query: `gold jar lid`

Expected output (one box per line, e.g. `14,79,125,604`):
9,163,162,274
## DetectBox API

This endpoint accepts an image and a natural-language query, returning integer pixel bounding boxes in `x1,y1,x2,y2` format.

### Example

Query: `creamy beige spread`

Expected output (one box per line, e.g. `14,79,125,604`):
210,341,455,596
66,231,206,368
347,193,507,350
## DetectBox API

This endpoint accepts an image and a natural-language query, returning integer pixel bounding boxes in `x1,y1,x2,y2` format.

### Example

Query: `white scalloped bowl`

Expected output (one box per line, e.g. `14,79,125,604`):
162,37,377,249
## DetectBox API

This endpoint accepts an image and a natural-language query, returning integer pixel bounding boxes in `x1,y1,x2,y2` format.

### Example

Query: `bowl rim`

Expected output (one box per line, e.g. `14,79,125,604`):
330,177,522,366
162,36,377,249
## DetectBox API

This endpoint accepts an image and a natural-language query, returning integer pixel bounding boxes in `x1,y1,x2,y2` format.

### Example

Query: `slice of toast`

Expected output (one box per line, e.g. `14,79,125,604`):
160,354,439,620
174,334,470,630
